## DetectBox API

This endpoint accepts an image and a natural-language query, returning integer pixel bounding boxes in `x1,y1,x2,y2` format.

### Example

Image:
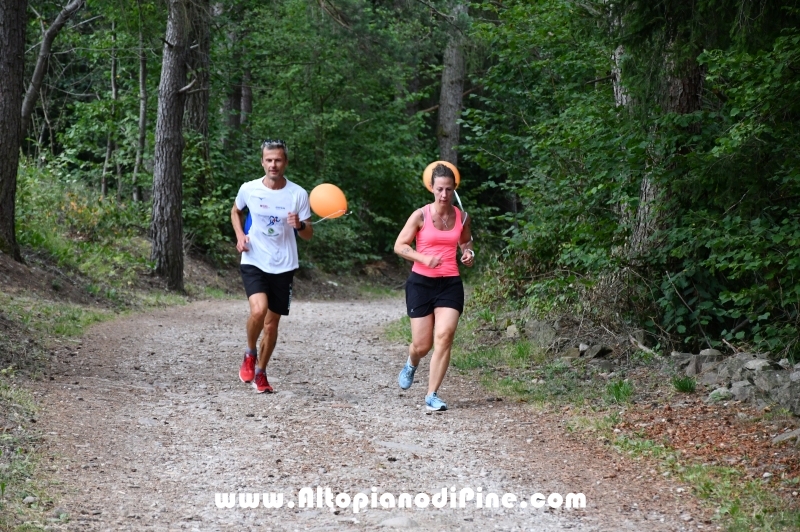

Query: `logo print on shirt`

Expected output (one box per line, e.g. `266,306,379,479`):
264,216,281,226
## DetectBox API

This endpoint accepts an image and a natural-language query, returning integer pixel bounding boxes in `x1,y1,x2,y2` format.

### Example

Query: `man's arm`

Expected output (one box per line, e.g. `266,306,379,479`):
297,218,313,241
287,212,313,241
231,203,249,252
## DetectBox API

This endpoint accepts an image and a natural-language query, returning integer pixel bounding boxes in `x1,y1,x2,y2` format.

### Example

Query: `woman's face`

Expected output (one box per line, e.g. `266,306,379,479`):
431,177,456,205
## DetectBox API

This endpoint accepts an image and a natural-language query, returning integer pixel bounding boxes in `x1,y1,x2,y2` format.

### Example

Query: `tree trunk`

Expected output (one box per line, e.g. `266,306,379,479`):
115,150,123,201
226,83,242,130
0,0,26,261
132,0,147,202
184,0,210,138
222,80,242,151
240,69,252,126
666,62,704,116
437,3,467,165
184,0,210,198
628,59,704,259
102,23,119,200
20,0,84,138
151,0,189,291
101,132,111,198
612,45,629,107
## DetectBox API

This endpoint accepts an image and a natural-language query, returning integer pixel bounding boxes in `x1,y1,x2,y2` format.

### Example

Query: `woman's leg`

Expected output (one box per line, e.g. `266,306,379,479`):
408,315,434,365
427,307,461,394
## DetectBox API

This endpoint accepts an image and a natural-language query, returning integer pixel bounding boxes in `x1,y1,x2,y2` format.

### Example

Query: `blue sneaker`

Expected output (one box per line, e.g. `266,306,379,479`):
398,360,417,390
425,392,447,411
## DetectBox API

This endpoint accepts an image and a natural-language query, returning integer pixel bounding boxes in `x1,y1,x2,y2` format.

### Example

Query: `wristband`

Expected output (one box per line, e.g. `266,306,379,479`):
466,249,475,258
299,221,307,231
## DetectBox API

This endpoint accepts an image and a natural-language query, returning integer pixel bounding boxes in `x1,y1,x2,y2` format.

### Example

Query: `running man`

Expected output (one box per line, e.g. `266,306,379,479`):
231,139,313,393
394,163,474,411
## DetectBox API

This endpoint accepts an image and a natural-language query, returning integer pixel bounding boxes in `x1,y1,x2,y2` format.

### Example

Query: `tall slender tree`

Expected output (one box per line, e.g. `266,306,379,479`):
100,21,119,199
184,0,210,143
437,3,467,165
0,0,27,261
183,0,211,200
132,0,149,202
151,0,189,291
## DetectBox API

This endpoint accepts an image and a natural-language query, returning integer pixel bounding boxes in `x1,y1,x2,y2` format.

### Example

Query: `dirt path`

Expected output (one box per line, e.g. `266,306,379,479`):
36,299,705,531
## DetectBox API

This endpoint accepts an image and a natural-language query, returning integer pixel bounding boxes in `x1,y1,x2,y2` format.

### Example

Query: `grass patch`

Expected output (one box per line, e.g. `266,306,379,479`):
357,283,401,299
136,291,189,308
199,286,235,299
0,292,111,338
446,318,606,408
605,380,634,404
385,315,412,344
613,435,800,531
449,312,800,530
672,375,697,393
0,370,50,531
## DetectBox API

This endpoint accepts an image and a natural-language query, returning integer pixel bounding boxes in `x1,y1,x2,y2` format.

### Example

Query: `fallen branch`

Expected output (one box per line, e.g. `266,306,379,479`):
629,335,657,356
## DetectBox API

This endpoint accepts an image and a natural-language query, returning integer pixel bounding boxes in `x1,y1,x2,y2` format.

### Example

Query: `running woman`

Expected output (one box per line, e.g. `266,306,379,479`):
231,139,313,393
394,163,475,411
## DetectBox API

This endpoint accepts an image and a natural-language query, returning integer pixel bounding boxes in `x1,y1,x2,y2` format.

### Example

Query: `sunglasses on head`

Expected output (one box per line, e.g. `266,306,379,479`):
261,139,287,152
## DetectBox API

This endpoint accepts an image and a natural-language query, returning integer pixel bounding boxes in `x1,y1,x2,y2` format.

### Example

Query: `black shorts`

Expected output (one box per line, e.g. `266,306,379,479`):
240,265,295,315
405,272,464,318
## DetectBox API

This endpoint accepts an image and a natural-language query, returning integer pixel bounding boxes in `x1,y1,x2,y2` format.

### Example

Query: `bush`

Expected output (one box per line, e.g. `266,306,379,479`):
298,216,380,273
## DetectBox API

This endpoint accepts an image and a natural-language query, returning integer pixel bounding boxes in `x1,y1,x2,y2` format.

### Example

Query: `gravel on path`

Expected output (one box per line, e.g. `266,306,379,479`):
36,299,706,531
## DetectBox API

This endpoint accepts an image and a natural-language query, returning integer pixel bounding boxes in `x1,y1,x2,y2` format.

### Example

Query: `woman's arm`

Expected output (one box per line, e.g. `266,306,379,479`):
394,209,442,269
458,214,475,267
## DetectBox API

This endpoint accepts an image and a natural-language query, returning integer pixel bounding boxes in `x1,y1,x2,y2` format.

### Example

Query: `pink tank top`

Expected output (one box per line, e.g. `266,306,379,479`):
412,204,463,278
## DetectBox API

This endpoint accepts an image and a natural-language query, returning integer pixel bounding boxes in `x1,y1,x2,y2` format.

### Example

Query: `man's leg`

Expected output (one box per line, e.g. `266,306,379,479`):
239,292,268,383
247,293,268,351
256,310,282,371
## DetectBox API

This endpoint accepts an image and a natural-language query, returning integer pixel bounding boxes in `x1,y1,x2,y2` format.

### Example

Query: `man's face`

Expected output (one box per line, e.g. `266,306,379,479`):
261,148,287,179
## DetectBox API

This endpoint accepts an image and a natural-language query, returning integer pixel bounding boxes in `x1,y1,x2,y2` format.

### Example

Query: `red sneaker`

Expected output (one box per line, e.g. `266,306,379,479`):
253,372,274,393
239,353,256,383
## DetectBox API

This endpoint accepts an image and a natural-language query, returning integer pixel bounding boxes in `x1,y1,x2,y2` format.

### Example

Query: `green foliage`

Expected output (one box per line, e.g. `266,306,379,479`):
0,292,111,337
206,0,438,256
672,375,697,393
0,372,43,530
298,216,381,273
460,0,800,359
15,162,153,291
462,0,635,307
605,380,634,404
24,0,448,274
14,0,800,362
613,435,800,531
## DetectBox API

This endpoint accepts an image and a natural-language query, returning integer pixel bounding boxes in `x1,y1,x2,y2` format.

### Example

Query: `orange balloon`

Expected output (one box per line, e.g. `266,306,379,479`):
309,183,348,219
422,161,460,192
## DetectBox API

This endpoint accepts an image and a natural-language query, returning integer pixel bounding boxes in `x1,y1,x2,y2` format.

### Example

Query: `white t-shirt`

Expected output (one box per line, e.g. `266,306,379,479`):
235,177,311,274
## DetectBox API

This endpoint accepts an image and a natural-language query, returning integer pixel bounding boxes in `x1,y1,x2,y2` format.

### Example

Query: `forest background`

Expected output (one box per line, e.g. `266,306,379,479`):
0,0,799,361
